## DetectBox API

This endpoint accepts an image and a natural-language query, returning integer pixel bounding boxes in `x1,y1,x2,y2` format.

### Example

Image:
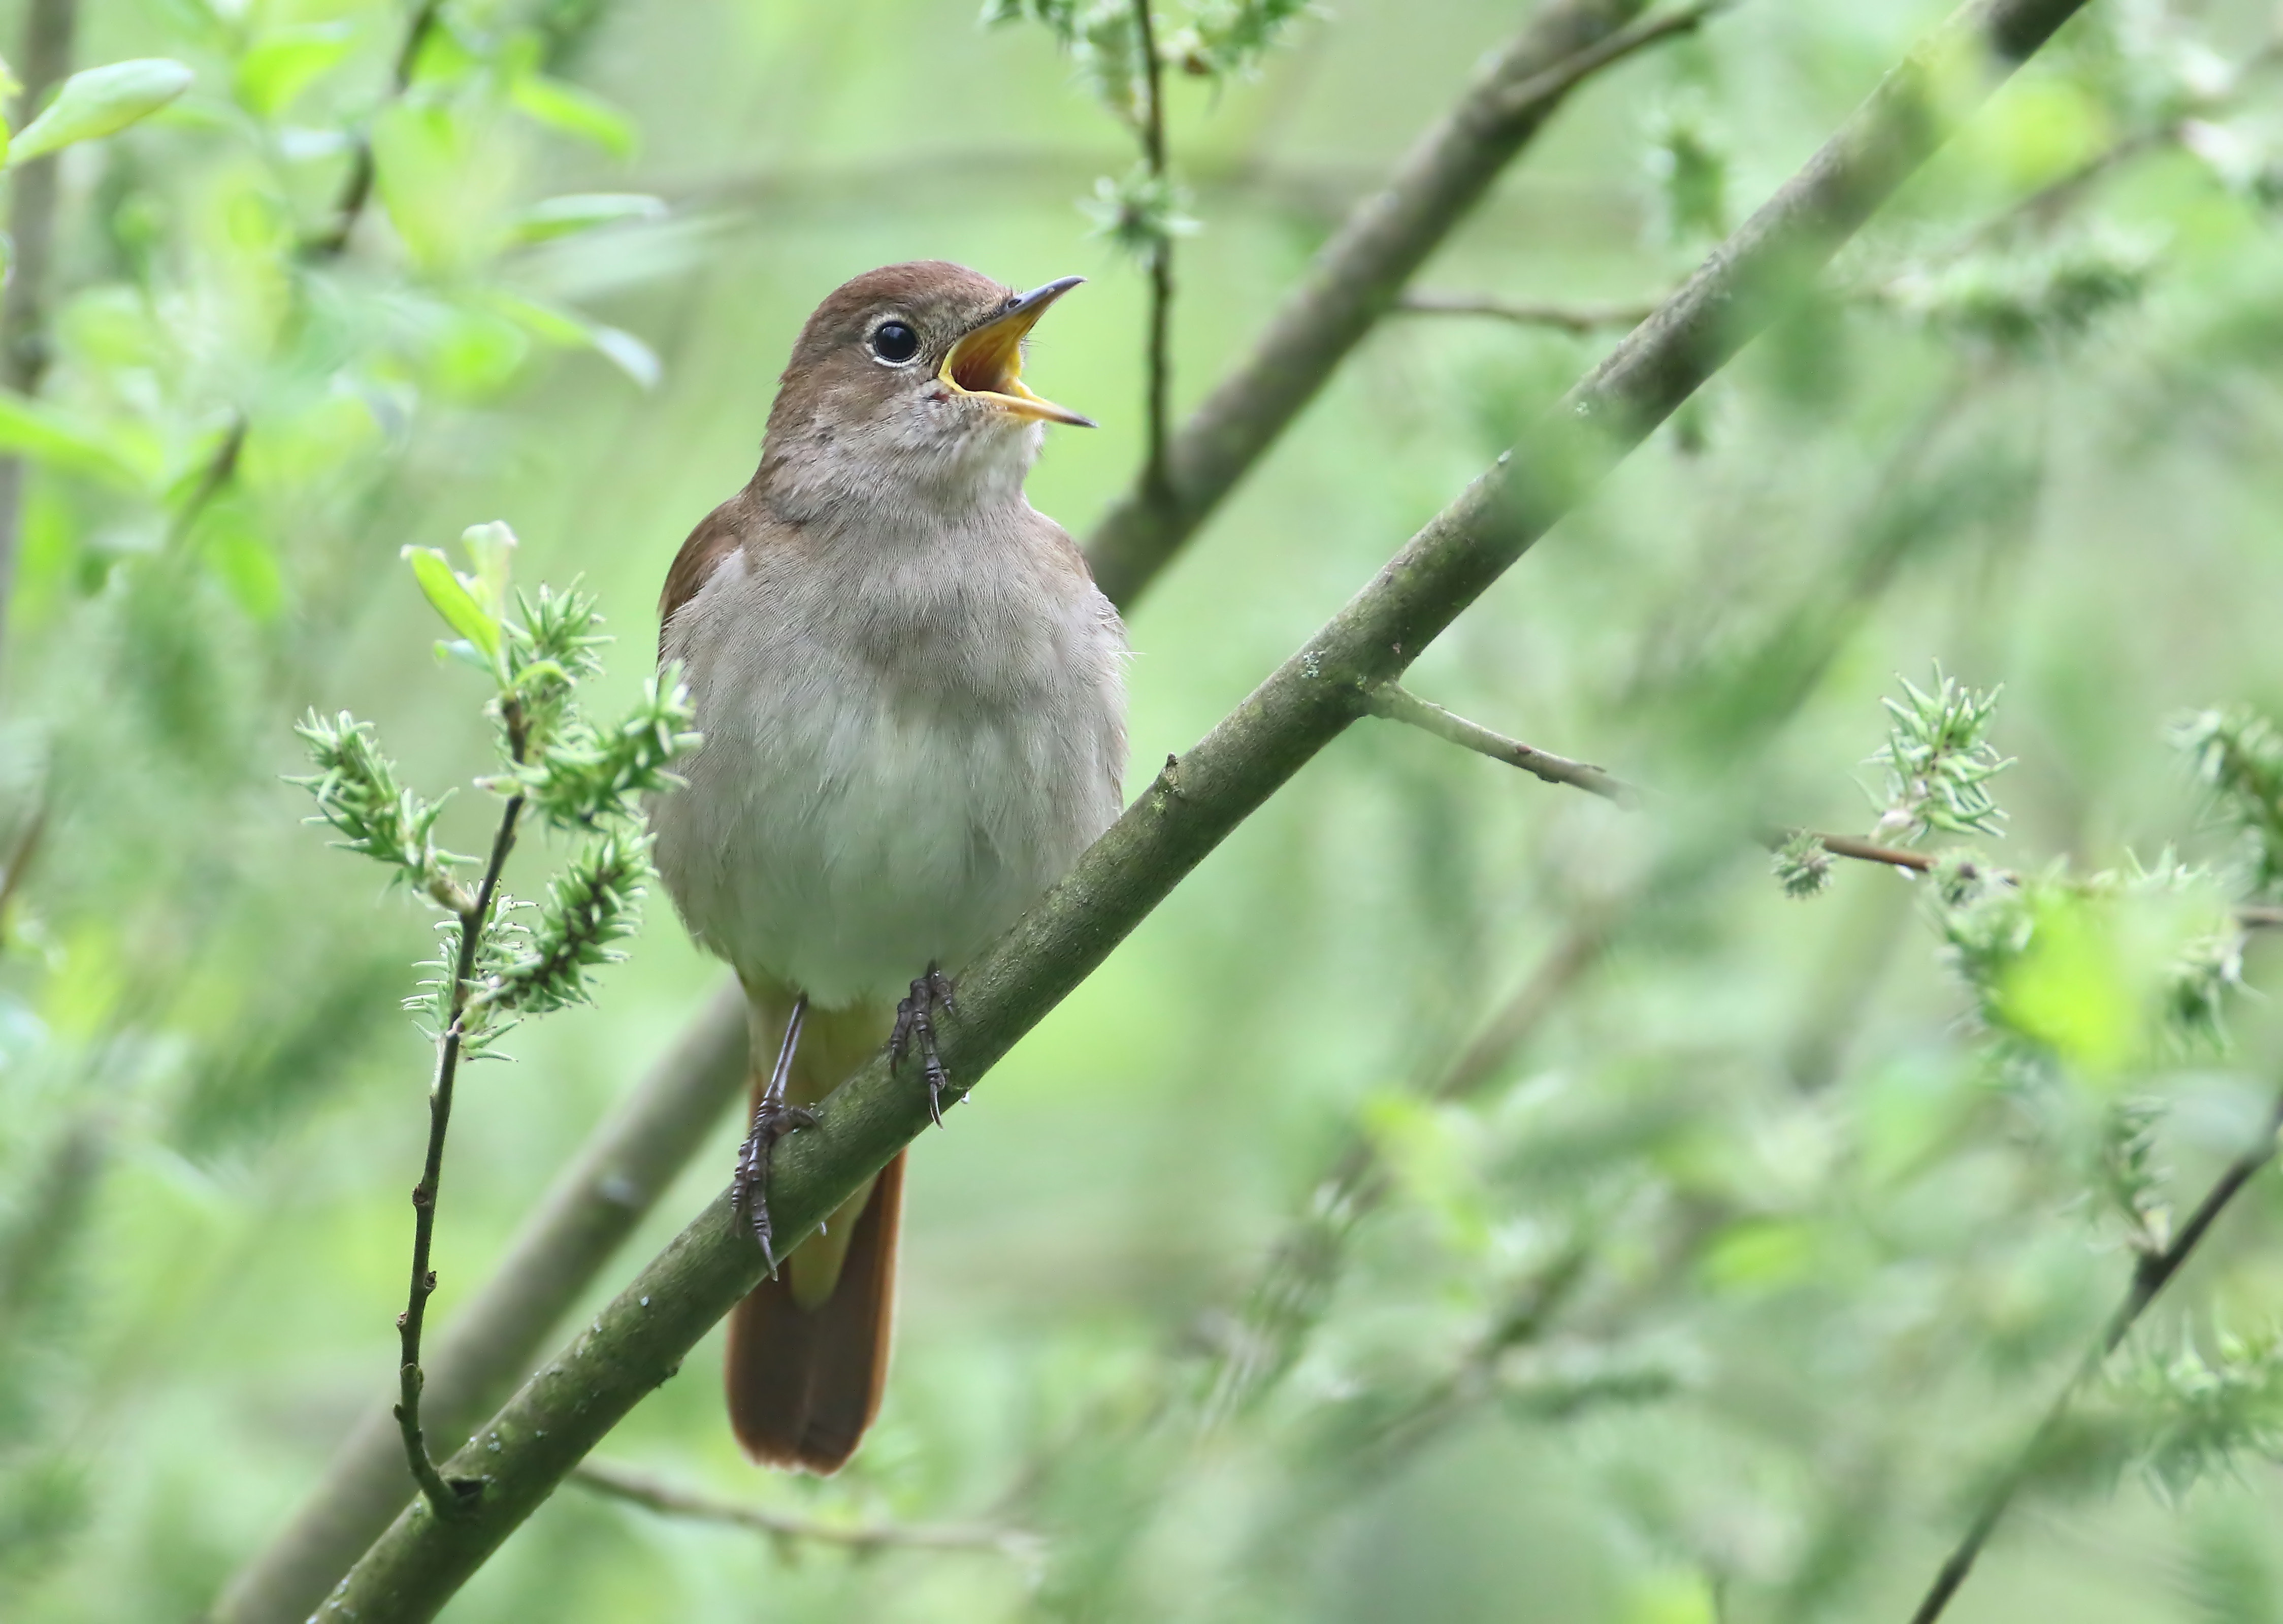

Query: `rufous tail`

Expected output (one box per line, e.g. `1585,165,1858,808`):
726,985,903,1474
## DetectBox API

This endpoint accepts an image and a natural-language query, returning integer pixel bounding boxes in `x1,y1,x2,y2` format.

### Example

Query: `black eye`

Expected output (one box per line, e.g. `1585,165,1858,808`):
870,321,919,363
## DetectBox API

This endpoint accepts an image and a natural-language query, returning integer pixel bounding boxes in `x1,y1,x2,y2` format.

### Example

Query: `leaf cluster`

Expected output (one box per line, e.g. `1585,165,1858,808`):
300,532,694,1052
2108,1330,2283,1501
287,712,469,912
1882,238,2156,358
2172,705,2283,900
1870,666,2012,844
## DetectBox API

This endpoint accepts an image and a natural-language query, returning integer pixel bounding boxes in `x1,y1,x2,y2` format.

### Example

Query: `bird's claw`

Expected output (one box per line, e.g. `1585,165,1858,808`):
730,1098,820,1274
890,965,957,1126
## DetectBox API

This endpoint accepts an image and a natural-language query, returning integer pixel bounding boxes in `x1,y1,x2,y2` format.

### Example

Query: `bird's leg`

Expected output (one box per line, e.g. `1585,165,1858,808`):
729,993,819,1274
890,964,957,1126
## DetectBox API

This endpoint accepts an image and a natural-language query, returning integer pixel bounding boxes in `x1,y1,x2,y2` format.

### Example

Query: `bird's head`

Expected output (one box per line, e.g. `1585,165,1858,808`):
758,261,1092,514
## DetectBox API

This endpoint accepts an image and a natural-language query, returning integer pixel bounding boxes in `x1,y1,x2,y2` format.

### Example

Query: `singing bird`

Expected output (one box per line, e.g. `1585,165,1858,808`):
650,263,1129,1473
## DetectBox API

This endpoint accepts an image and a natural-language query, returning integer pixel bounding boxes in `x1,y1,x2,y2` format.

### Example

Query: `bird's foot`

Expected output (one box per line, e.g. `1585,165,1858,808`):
730,1096,820,1274
890,964,957,1126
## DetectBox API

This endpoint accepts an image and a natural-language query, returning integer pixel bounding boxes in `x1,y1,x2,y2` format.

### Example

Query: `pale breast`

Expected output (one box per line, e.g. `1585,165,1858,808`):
649,504,1128,1009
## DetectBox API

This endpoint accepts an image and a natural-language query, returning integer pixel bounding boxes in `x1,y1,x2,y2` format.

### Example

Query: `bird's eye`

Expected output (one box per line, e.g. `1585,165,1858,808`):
870,321,919,364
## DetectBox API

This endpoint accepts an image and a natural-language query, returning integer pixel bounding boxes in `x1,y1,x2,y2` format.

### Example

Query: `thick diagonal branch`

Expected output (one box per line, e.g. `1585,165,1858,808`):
315,4,2095,1616
1084,0,1721,607
209,6,1695,1617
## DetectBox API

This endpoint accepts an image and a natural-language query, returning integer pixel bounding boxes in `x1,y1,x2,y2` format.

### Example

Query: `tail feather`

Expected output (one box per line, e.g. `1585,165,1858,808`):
725,1149,905,1473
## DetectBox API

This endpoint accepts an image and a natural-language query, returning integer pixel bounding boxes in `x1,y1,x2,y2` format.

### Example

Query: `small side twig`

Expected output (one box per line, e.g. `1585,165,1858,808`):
394,712,528,1518
1396,290,1662,332
1904,1075,2283,1624
1132,0,1174,510
1365,681,1642,804
570,1458,1040,1562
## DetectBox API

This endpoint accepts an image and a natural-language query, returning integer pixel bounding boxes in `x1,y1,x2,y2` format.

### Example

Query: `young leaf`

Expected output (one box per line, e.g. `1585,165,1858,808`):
402,546,502,662
507,72,637,159
459,523,518,622
504,192,668,246
10,60,196,167
234,23,354,119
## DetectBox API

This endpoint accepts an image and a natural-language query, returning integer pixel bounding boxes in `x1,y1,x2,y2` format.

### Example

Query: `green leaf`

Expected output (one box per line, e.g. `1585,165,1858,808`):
234,24,354,119
459,522,517,620
0,391,154,487
507,73,636,159
486,292,661,389
401,546,501,661
10,59,195,167
503,192,667,246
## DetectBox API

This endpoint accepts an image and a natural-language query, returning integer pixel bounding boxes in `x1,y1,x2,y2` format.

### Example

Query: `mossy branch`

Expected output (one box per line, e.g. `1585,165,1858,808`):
315,3,2097,1616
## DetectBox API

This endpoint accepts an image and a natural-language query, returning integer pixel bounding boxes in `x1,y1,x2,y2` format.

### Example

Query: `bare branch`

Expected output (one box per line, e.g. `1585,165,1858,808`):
313,5,2097,1615
569,1457,1039,1562
1133,0,1175,510
1084,0,1727,607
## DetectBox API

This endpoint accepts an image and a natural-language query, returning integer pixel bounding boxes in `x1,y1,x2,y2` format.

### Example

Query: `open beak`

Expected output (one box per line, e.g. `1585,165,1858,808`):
940,276,1095,427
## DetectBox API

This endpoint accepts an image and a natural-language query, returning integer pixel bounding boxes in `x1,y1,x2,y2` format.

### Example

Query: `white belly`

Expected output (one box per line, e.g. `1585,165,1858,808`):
650,523,1127,1009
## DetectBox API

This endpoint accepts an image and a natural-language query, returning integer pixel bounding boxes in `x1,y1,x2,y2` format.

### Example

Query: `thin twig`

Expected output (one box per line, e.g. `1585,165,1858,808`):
570,1458,1040,1561
308,0,444,257
1365,681,1642,803
1396,290,1662,332
1132,0,1175,510
211,988,748,1624
395,710,527,1519
1905,1076,2283,1624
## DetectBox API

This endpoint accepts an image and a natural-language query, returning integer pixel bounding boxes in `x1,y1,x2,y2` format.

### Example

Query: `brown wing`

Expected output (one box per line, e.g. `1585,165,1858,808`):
658,491,757,663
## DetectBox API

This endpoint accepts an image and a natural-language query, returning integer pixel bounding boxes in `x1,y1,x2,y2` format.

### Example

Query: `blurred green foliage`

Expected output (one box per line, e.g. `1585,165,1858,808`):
6,1,2283,1621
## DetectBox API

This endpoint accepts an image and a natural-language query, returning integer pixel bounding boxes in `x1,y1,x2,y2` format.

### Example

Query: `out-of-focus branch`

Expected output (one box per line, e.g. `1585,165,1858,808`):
309,0,443,256
1397,289,1664,331
0,0,80,680
569,1457,1039,1561
316,6,2096,1614
1133,0,1174,509
1084,0,1725,608
1199,908,1619,1425
165,413,248,549
1905,1074,2283,1624
207,986,747,1624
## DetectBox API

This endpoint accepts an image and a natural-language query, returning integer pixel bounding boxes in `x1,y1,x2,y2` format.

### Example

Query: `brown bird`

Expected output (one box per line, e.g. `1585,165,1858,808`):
650,262,1129,1473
